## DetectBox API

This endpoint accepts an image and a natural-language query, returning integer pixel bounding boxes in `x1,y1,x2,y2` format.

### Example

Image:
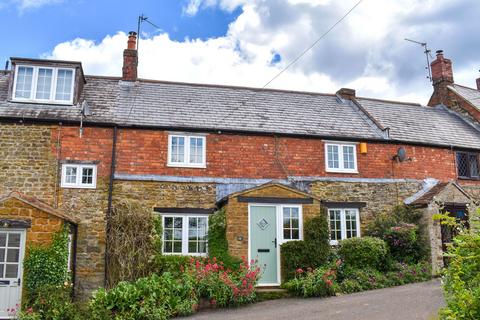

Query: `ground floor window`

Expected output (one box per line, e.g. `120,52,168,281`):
328,208,360,245
162,215,208,256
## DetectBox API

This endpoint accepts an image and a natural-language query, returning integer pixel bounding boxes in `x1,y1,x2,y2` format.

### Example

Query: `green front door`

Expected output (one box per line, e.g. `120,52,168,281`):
250,205,278,284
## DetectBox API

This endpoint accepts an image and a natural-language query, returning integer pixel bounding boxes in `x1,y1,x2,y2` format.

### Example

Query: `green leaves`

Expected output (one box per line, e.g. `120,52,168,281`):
23,228,70,300
440,229,480,319
338,237,389,270
281,210,331,280
208,208,242,270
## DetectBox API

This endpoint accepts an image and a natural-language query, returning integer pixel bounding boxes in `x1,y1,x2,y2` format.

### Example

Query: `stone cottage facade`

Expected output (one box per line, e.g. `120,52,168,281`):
1,32,480,308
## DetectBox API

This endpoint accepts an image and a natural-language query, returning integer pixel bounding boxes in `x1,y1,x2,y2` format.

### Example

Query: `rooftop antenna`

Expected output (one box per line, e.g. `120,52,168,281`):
137,14,161,52
405,38,433,82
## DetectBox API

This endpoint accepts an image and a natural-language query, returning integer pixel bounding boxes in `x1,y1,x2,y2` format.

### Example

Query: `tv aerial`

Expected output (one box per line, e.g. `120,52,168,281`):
405,38,433,82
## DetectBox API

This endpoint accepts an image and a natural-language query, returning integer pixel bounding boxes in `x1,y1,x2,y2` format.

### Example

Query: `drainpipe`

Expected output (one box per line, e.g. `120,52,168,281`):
104,126,118,287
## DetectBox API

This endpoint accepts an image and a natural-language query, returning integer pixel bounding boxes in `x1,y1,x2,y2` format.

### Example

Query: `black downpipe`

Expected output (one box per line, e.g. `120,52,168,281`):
104,126,118,287
71,223,78,297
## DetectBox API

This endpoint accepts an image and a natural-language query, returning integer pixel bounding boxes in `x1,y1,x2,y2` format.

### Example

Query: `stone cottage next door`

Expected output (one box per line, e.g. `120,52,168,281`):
0,191,79,318
0,229,26,318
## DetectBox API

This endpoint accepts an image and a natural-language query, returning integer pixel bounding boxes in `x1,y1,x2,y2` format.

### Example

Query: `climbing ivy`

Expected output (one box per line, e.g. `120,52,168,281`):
208,208,242,269
23,227,71,302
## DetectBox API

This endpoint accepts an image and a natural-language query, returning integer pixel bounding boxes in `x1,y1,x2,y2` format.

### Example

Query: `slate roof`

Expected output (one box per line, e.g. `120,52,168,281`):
2,70,480,150
358,97,480,149
449,84,480,111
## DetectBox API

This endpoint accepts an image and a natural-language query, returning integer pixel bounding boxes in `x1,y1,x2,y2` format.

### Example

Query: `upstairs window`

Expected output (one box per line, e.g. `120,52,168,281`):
456,152,480,179
13,65,75,104
325,142,357,173
61,164,97,189
168,134,206,168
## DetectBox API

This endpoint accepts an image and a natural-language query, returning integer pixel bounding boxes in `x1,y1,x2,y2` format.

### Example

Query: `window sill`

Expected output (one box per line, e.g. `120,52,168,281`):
167,163,207,169
326,169,359,174
10,98,74,106
162,252,208,257
457,176,480,181
60,184,96,189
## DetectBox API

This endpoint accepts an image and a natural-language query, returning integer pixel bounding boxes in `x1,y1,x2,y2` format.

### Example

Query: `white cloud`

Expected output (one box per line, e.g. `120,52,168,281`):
7,0,61,11
46,0,480,105
182,0,247,16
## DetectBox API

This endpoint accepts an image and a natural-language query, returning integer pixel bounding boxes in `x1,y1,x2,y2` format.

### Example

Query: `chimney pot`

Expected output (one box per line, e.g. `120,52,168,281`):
122,31,138,81
476,71,480,91
336,88,356,100
127,31,137,50
430,49,453,85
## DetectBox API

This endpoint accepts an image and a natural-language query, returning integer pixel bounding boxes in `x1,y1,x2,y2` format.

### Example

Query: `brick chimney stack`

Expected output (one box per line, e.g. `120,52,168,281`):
122,31,138,81
336,88,356,100
430,50,453,86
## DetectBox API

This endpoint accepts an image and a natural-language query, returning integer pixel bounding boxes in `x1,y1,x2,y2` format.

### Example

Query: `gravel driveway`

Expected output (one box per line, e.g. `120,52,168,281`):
180,279,444,320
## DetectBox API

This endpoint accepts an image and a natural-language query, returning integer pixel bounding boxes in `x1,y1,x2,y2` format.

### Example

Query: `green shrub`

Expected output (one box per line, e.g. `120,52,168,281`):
23,228,70,302
383,223,425,263
187,257,260,307
208,208,242,270
282,262,339,297
19,285,80,320
89,273,198,320
366,205,429,263
338,261,431,294
338,237,388,270
152,255,191,276
440,232,480,320
281,210,331,280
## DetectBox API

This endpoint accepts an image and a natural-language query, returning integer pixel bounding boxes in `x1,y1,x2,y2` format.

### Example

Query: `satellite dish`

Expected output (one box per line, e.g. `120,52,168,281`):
396,147,407,162
81,100,92,117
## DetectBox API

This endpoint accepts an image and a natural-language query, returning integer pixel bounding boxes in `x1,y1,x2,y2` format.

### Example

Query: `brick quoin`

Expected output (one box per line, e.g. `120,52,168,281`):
51,126,460,182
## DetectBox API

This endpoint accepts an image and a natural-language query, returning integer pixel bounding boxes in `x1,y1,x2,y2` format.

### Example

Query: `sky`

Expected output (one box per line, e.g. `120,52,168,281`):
0,0,479,104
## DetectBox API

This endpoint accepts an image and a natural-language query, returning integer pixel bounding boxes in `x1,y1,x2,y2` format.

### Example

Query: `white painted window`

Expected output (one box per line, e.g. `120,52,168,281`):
328,208,360,245
13,65,75,104
162,215,208,256
282,206,300,240
61,164,97,189
325,142,357,173
168,134,206,168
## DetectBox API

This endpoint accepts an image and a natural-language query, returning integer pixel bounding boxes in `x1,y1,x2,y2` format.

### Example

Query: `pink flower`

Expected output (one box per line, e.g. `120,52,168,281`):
296,268,304,274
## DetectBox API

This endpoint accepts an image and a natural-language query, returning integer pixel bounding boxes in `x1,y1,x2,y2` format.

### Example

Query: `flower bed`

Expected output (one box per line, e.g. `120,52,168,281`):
283,260,431,297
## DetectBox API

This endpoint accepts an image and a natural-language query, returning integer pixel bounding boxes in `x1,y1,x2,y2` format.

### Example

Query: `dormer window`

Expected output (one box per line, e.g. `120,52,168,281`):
13,65,75,104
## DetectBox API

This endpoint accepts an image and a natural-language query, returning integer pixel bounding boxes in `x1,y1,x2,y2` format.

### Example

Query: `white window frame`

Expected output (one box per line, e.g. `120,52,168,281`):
161,214,209,257
167,134,207,168
60,164,97,189
327,208,361,245
280,205,303,242
12,64,75,105
324,142,358,173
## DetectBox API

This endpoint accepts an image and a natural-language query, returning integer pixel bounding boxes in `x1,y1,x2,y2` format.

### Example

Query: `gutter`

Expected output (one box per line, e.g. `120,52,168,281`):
104,126,118,287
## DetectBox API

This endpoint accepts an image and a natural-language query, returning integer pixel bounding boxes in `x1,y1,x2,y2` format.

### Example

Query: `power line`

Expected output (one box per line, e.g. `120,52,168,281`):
219,0,364,123
262,0,364,90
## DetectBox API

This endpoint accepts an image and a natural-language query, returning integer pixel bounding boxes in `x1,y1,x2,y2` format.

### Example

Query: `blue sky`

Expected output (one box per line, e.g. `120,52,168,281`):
1,0,479,103
0,0,240,63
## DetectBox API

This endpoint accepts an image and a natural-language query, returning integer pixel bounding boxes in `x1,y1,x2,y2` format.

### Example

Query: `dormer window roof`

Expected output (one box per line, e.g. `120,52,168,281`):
10,58,85,105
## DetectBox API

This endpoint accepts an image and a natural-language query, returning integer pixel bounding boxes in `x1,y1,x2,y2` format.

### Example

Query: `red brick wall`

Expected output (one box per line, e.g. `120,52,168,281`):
51,126,114,177
48,126,471,183
109,129,459,181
